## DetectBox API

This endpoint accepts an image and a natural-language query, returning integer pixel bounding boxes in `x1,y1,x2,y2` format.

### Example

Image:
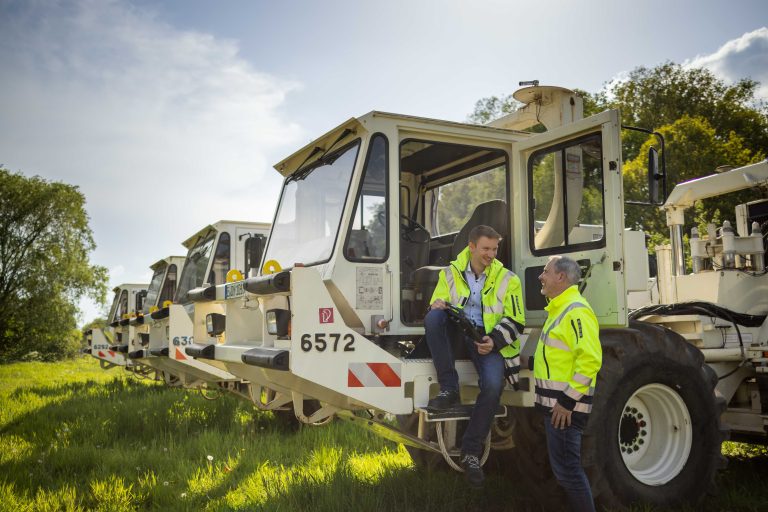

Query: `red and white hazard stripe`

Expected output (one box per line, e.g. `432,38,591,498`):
348,362,401,387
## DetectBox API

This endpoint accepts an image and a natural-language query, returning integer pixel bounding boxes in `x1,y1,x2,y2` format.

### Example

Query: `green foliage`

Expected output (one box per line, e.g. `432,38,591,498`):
623,115,765,237
605,62,768,162
436,166,506,234
0,168,108,362
466,94,518,125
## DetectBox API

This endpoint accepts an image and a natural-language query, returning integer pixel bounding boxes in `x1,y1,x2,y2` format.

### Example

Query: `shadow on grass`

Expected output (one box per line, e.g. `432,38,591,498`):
9,374,135,397
195,450,542,512
0,374,424,510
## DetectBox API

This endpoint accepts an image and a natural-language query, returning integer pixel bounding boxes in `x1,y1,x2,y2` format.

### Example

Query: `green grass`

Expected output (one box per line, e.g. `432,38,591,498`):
0,358,766,511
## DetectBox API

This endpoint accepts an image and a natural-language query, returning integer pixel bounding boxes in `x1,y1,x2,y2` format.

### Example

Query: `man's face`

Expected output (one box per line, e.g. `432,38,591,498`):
539,260,564,299
468,236,499,270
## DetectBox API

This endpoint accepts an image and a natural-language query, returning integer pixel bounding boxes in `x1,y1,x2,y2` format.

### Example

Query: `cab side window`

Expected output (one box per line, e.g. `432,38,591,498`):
344,134,389,261
529,133,605,254
209,232,231,285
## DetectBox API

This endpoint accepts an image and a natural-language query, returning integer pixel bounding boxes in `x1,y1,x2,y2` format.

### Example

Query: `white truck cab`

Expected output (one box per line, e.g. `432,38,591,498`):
85,283,148,369
145,220,269,390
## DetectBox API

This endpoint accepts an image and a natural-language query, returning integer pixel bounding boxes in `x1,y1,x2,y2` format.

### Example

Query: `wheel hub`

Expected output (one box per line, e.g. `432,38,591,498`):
619,407,647,453
617,383,692,486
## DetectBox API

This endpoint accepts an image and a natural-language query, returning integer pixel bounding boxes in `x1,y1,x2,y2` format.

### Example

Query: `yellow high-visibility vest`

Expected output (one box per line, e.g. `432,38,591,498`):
430,247,525,383
533,285,602,419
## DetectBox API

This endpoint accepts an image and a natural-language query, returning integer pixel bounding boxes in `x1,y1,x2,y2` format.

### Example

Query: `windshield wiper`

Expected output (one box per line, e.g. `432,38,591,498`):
290,146,324,182
289,128,354,182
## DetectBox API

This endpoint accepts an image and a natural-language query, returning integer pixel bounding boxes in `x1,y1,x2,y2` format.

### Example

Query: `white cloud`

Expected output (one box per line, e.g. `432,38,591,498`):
0,0,304,323
109,265,126,281
685,27,768,99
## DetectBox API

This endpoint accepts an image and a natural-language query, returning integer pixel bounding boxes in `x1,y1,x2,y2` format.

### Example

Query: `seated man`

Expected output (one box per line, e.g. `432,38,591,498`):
424,224,525,486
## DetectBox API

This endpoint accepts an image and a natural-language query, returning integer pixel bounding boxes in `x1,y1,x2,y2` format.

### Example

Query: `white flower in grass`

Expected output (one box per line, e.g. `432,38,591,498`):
163,447,168,452
206,455,214,462
181,493,187,499
163,481,169,486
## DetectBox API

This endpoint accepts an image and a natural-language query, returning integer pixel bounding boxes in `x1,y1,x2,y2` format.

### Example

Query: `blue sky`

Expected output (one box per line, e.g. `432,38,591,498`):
1,0,767,323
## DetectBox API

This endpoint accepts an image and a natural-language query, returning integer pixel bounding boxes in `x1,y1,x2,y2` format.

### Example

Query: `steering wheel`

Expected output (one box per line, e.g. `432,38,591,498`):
400,214,429,243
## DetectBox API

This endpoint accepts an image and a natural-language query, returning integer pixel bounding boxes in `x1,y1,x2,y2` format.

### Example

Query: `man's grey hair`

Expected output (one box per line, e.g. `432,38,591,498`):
550,256,581,285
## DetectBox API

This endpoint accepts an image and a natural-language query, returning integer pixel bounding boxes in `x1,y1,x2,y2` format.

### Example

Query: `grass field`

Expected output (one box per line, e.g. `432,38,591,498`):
0,358,766,512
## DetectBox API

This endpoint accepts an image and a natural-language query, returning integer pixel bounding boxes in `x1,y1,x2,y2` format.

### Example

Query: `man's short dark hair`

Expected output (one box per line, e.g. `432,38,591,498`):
468,225,501,244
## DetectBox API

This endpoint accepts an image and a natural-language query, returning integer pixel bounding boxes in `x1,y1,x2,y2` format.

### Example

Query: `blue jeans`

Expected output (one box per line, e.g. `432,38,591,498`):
424,309,505,456
544,416,596,512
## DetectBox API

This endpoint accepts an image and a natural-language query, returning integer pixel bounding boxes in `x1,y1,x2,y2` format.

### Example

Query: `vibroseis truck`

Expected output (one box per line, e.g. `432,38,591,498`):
185,85,767,508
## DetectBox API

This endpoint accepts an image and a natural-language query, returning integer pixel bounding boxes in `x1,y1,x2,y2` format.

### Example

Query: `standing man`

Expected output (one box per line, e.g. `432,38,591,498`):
424,224,525,487
533,255,602,512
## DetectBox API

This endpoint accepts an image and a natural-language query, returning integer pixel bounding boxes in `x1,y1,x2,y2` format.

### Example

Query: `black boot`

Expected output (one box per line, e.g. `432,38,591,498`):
460,453,485,488
427,389,459,410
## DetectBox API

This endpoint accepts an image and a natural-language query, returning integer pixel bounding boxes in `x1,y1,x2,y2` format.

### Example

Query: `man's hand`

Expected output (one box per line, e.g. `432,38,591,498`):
474,336,494,355
430,299,447,310
550,402,572,429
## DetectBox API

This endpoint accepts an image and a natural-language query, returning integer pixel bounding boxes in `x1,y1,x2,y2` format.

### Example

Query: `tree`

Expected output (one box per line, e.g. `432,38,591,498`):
604,63,768,162
467,94,519,125
623,115,765,244
0,168,108,361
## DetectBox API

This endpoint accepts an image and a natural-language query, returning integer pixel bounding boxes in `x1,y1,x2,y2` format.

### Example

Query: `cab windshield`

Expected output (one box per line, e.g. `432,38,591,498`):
174,230,216,304
143,265,166,313
263,141,360,269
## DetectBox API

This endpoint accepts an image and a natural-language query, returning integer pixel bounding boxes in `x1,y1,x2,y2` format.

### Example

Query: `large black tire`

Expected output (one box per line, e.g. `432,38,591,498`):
584,321,728,509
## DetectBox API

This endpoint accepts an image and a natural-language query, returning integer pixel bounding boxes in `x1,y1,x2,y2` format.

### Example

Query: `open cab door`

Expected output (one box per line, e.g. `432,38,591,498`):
512,109,627,328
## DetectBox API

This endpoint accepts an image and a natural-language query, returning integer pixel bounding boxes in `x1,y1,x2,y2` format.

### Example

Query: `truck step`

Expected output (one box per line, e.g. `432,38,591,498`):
420,404,507,422
241,347,289,371
186,343,215,359
128,349,145,359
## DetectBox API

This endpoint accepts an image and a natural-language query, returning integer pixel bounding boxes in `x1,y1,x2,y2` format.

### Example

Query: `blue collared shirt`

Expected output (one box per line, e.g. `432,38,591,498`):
464,263,486,329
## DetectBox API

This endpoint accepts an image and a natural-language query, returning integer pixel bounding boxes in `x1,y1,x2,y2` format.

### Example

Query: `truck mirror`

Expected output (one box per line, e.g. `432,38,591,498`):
245,235,265,278
136,290,147,313
648,146,660,204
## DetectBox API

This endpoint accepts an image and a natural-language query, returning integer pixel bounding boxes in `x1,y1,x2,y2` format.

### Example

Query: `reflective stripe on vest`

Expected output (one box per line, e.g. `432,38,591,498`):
564,384,595,401
535,394,593,413
482,270,514,315
443,266,459,304
535,377,595,403
539,302,588,352
504,354,521,384
494,317,522,346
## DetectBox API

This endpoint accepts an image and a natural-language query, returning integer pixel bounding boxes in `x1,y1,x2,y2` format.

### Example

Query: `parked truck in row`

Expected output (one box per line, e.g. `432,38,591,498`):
84,283,148,370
